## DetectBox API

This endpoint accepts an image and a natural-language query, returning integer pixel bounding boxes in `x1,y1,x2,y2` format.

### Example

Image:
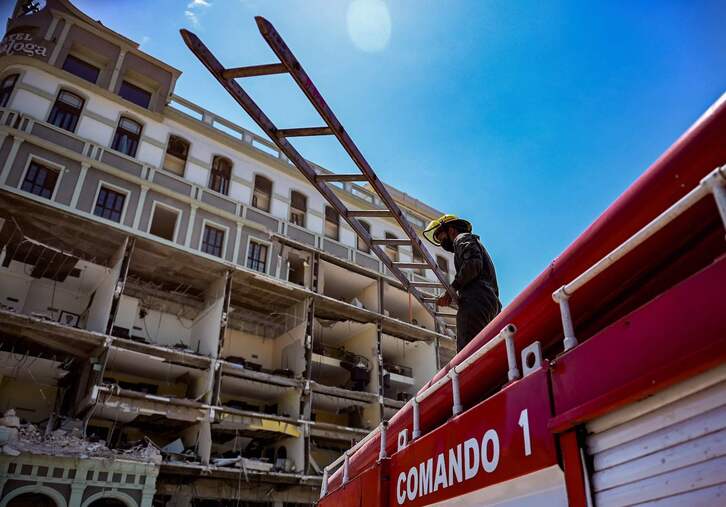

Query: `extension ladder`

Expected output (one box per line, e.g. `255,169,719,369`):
180,18,456,327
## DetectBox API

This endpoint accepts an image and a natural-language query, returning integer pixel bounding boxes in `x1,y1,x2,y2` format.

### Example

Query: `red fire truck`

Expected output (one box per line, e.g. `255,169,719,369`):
317,93,726,506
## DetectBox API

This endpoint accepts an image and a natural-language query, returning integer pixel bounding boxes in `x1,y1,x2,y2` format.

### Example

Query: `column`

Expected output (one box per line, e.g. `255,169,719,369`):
48,19,72,65
108,49,128,92
185,205,198,248
133,185,149,230
70,162,90,208
0,137,23,185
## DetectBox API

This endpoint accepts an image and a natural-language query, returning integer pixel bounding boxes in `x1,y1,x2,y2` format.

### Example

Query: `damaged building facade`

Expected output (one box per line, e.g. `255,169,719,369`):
0,1,456,505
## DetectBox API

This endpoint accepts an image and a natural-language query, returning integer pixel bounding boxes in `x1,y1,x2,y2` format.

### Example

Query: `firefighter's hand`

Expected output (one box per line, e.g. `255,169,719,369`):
437,292,452,307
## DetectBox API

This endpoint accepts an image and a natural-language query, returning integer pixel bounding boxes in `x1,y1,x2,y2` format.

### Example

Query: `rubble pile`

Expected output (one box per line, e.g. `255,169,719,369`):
0,409,161,464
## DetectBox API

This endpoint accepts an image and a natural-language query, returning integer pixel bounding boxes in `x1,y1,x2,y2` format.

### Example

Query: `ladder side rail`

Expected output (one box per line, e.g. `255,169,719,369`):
255,17,456,300
180,29,438,314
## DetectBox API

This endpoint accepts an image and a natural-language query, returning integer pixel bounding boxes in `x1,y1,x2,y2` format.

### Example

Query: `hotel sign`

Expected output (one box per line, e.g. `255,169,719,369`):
0,32,48,57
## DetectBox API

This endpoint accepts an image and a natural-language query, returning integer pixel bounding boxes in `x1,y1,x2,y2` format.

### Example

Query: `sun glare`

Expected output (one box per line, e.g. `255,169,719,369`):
346,0,392,53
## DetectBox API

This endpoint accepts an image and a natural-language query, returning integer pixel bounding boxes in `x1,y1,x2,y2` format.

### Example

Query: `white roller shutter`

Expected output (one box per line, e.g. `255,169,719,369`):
585,364,726,507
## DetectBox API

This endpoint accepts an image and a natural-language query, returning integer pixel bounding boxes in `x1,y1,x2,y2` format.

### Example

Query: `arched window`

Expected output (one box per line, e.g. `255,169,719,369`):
7,492,57,507
385,232,399,262
289,190,306,227
48,89,84,132
163,135,189,176
0,73,19,107
209,156,232,195
324,205,339,241
88,498,127,507
111,116,142,157
357,220,370,253
252,175,272,212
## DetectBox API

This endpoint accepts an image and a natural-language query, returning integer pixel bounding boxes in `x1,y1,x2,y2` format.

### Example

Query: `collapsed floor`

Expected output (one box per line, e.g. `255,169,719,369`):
0,202,455,505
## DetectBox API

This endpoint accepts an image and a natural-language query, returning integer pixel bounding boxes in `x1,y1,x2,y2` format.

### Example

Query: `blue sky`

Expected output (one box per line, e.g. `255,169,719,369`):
7,1,725,303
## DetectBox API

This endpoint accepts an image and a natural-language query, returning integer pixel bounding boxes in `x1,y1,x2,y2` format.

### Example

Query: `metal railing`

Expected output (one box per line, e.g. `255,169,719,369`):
319,323,518,497
553,166,726,351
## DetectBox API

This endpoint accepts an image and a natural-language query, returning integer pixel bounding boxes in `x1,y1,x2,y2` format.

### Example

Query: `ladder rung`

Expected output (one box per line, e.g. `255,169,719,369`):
371,238,411,246
347,210,392,218
409,281,443,288
436,312,457,318
422,296,439,302
222,63,288,79
277,127,333,137
315,174,368,183
397,264,430,271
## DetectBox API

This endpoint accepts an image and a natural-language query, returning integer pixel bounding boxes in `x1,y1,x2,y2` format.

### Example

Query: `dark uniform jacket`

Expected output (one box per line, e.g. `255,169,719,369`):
451,232,501,351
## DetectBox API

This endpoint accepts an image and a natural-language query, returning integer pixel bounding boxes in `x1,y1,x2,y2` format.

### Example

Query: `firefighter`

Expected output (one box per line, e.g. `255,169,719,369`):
423,214,501,351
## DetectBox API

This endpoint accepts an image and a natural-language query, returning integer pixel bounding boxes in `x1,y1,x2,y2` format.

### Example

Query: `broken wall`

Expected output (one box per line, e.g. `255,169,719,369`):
87,239,128,333
190,274,226,358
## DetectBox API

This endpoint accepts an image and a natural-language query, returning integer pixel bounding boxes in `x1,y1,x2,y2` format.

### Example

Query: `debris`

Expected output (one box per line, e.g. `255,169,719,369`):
120,441,162,464
0,426,18,445
2,445,20,456
0,409,20,428
0,411,160,463
239,457,274,472
212,455,241,467
59,418,84,438
161,438,184,454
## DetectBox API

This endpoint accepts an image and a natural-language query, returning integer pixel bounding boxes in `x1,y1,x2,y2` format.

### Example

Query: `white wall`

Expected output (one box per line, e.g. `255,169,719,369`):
339,224,357,248
278,434,305,473
21,279,88,319
277,320,307,376
77,115,114,147
131,306,193,348
278,388,301,420
87,238,127,333
190,274,226,357
382,333,437,392
228,180,249,204
402,339,436,391
136,142,164,167
11,88,50,120
222,328,277,369
275,302,308,376
0,256,107,325
0,261,32,312
358,283,379,312
113,294,138,330
17,66,56,94
342,324,379,395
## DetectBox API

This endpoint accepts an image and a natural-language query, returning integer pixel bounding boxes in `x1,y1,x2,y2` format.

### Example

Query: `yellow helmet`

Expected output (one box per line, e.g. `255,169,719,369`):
423,214,472,246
